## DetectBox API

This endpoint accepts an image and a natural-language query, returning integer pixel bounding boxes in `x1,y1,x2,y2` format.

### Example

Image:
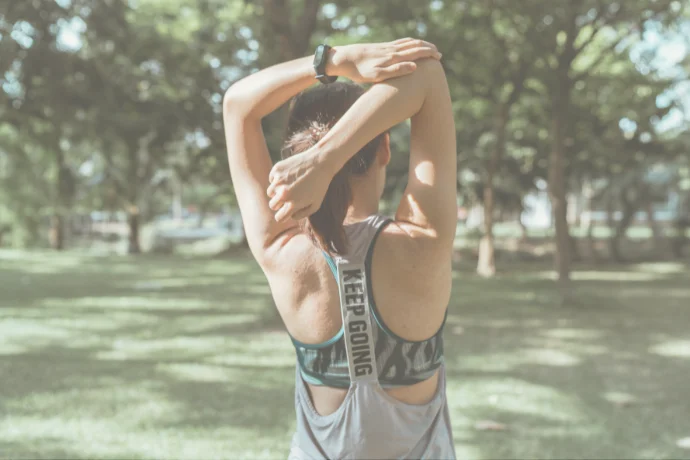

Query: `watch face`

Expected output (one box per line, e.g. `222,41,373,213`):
313,45,325,67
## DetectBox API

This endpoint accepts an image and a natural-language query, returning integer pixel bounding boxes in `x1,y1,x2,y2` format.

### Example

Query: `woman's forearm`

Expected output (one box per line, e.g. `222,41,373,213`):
223,47,354,120
314,59,442,174
223,55,318,120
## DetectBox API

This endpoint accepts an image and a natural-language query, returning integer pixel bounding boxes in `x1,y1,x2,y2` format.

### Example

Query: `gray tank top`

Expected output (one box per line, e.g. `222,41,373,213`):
289,215,456,459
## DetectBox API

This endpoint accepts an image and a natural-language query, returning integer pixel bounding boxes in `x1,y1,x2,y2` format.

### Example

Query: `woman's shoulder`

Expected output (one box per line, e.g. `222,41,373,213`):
380,219,454,262
374,218,453,289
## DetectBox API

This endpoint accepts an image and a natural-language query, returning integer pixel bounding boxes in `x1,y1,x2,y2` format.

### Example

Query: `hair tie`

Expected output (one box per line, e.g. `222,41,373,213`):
308,122,328,141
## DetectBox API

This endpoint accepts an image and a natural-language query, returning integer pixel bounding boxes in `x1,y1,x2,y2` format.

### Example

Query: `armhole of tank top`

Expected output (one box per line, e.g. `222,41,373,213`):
322,250,338,278
366,219,449,344
287,250,344,350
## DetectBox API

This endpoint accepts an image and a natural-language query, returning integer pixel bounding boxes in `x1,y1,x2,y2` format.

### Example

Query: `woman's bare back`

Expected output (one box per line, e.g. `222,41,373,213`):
269,219,451,415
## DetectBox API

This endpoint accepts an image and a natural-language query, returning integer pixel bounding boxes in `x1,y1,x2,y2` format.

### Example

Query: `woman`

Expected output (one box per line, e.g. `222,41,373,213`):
223,38,457,459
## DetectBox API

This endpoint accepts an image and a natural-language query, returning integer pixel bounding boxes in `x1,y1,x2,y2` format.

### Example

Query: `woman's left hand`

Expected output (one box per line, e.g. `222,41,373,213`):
329,38,441,83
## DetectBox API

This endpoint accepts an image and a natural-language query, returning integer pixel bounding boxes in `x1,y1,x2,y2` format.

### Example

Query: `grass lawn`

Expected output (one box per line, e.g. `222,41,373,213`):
1,249,689,459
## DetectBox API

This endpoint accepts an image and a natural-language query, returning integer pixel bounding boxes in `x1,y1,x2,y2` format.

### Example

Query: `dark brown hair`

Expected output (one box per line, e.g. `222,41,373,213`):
282,82,385,255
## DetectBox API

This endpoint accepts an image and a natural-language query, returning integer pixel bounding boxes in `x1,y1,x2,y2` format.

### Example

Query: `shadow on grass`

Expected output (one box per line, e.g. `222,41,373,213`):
445,261,690,459
1,250,689,459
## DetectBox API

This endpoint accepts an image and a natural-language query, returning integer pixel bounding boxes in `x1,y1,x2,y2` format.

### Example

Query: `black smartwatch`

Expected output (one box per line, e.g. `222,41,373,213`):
313,44,337,84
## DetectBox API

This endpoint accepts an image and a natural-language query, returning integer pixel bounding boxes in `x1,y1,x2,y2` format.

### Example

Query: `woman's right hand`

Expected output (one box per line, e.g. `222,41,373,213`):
267,146,335,223
328,38,442,84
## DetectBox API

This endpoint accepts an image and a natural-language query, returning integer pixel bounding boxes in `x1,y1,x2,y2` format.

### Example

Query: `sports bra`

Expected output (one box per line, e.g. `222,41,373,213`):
289,215,447,389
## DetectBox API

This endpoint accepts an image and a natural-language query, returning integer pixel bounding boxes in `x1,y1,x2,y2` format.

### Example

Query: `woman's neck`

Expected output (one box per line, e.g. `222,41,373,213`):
346,181,380,223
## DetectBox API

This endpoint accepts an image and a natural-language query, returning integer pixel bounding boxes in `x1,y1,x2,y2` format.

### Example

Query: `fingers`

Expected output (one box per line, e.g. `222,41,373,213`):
376,61,417,81
268,165,278,185
291,205,315,221
395,38,438,53
394,46,442,62
392,37,414,44
274,201,294,223
268,186,287,211
267,178,279,198
270,198,314,222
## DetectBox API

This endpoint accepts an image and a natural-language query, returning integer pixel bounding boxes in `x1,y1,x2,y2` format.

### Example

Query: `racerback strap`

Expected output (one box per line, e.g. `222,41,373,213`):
335,259,379,384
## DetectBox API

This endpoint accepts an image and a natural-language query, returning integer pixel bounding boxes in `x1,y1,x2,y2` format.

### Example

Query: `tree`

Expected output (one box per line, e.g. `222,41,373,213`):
451,2,541,277
1,0,95,249
531,0,683,301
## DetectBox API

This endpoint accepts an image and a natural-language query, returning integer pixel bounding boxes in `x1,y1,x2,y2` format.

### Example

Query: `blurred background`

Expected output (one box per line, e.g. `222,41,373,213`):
1,0,689,459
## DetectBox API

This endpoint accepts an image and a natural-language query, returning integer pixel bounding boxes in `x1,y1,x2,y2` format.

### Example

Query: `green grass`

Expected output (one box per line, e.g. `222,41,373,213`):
1,250,689,459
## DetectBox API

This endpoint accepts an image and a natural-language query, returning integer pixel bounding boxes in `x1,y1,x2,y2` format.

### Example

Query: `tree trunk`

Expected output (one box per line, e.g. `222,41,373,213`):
548,99,572,301
610,189,637,263
606,197,615,231
518,215,528,242
124,138,142,255
51,146,70,251
586,213,599,263
127,207,141,254
569,233,580,263
477,185,496,277
582,182,598,262
572,192,582,227
49,213,65,250
645,200,661,253
564,199,580,262
173,178,183,223
477,105,508,277
259,0,320,63
672,215,688,259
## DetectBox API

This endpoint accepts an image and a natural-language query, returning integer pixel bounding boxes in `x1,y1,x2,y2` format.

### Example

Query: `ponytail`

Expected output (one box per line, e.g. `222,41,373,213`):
306,166,351,254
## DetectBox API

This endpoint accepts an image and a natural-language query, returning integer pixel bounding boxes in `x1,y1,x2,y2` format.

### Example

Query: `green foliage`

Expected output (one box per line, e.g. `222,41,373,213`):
0,0,688,252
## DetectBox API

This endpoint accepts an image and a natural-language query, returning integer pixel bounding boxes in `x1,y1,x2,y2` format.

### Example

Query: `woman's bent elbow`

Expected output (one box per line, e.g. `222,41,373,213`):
222,85,250,118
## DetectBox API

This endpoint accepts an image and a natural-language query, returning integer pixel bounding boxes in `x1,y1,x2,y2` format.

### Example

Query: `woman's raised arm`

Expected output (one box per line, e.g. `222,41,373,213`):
223,39,441,264
268,58,457,250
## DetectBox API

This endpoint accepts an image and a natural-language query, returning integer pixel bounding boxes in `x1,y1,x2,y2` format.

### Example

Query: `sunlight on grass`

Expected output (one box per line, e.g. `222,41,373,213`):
522,348,581,367
129,276,229,290
41,311,159,331
157,363,240,383
96,336,228,361
143,261,253,278
2,250,689,459
1,416,140,458
168,313,261,334
455,347,581,372
41,296,215,310
633,262,688,274
525,336,609,357
617,288,690,300
541,328,604,341
0,343,29,355
207,332,295,368
649,340,690,359
602,391,637,406
0,249,85,265
452,444,483,459
450,378,593,424
536,270,665,281
0,381,187,458
0,319,74,341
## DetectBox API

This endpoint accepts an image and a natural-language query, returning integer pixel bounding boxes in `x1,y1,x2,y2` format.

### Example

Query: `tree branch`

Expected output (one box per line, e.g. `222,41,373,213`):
294,0,321,57
573,0,619,57
505,57,531,108
262,0,296,60
572,33,630,82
